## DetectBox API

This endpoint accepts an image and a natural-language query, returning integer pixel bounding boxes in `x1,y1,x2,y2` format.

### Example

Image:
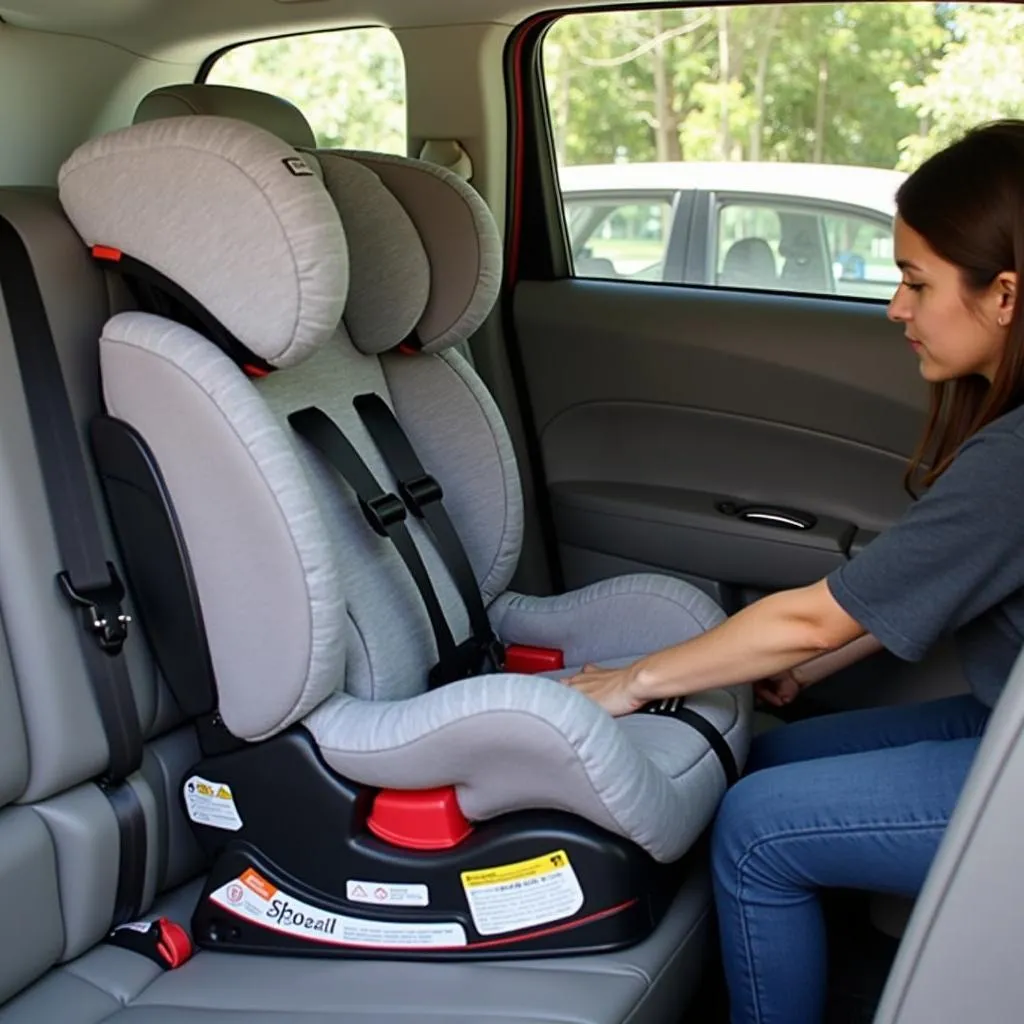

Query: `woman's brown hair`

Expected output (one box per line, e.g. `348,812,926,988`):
896,119,1024,495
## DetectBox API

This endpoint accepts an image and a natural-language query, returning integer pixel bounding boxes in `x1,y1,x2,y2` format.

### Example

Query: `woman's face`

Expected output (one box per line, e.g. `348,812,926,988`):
887,216,1015,384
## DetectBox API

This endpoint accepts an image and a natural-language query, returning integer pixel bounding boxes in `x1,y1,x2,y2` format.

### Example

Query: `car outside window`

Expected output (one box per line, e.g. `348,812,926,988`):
206,27,407,154
567,196,676,281
542,2,1024,301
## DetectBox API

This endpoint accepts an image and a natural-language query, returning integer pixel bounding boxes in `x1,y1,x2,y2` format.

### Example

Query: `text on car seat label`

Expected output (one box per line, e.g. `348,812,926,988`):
460,850,584,936
210,869,467,948
183,775,243,831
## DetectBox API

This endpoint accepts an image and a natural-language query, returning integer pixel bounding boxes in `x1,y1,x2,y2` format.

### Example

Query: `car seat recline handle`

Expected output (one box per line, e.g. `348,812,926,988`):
717,501,817,531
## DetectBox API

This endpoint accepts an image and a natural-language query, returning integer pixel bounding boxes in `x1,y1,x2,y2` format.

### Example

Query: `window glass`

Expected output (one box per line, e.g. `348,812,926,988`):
824,214,900,299
206,28,407,153
567,197,675,280
542,3,1024,298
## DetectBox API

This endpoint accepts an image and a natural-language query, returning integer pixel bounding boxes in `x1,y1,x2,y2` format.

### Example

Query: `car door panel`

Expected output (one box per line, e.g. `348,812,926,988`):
512,277,961,668
511,278,969,706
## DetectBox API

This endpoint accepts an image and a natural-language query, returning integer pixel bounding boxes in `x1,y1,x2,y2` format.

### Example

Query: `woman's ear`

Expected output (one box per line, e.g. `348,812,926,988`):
995,270,1017,327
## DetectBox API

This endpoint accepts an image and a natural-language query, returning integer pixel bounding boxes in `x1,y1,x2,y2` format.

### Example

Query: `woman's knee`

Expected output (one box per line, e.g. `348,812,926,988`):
712,771,778,891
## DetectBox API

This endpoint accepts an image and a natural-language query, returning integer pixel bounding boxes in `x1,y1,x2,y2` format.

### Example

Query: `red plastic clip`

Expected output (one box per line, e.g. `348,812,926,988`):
107,916,193,969
91,244,123,262
155,918,193,968
504,644,565,675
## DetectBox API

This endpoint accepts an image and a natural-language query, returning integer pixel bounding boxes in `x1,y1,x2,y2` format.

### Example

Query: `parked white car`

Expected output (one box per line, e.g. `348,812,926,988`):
558,161,907,300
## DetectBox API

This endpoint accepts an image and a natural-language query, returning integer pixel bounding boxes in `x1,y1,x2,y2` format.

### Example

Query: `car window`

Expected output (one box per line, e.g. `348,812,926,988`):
716,203,784,291
567,196,675,281
824,214,899,300
714,200,897,298
205,28,407,154
542,2,1024,301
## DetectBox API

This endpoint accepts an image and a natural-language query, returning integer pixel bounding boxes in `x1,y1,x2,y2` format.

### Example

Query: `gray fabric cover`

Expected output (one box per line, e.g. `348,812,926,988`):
490,572,728,664
100,313,348,742
259,341,472,702
332,151,502,354
134,85,317,150
58,116,348,369
381,349,523,605
307,576,748,863
318,153,431,355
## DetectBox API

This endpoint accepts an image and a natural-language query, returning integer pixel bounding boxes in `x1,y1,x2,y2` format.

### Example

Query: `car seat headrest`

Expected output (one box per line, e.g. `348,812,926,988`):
134,84,317,151
327,151,502,354
720,237,777,287
316,152,431,355
58,116,348,370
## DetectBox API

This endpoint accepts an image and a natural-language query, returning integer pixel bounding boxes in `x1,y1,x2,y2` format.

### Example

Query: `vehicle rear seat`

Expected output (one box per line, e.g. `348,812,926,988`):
0,134,716,1022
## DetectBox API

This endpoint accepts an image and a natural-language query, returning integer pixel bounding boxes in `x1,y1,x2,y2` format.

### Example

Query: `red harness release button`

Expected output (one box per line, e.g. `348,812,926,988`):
367,786,473,850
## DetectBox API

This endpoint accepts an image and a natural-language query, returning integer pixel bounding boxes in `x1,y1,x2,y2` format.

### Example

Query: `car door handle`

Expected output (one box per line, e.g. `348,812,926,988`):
737,506,817,530
717,502,817,531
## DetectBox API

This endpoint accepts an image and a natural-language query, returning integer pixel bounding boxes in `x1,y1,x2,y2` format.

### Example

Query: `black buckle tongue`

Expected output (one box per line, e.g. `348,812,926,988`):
427,635,507,689
360,492,407,537
58,561,132,656
399,473,443,517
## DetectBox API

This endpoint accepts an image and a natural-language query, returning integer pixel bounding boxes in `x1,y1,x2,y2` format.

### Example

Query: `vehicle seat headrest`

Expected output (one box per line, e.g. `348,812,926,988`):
720,237,777,287
134,84,316,151
58,116,348,369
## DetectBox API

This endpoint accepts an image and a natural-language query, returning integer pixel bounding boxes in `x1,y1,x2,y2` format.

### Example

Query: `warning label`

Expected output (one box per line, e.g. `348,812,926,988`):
183,775,243,831
460,850,583,936
210,869,466,949
346,880,429,907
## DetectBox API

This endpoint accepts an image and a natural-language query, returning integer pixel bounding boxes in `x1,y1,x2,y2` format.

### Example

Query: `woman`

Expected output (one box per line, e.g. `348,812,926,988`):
567,119,1023,1024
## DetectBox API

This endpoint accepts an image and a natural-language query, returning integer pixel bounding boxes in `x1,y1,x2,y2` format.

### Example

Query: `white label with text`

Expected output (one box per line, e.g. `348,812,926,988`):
183,775,242,831
460,850,584,936
210,869,465,949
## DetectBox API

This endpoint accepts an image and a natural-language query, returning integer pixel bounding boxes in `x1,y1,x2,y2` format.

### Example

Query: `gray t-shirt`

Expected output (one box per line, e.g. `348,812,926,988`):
827,403,1024,708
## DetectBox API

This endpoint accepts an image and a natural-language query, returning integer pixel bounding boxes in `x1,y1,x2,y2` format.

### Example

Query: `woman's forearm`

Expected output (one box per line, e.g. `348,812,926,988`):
629,580,865,701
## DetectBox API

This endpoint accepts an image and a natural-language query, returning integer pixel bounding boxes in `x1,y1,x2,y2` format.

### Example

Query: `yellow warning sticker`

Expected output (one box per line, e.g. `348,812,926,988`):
183,774,243,831
461,850,571,889
460,851,583,936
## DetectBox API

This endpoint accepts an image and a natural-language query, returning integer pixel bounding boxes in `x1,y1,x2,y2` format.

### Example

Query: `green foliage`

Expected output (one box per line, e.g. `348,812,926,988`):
894,4,1024,167
208,28,406,152
543,2,1021,171
206,6,1023,173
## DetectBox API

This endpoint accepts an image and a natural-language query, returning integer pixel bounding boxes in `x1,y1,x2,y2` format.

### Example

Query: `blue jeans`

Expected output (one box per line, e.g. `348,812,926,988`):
711,694,990,1024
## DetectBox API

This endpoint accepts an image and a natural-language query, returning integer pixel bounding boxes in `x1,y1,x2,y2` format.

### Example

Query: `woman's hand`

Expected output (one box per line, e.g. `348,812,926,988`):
564,662,648,717
754,670,802,708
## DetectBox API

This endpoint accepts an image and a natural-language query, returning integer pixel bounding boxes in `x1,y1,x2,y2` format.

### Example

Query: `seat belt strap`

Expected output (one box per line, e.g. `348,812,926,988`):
0,214,148,924
353,393,503,671
639,698,739,786
289,406,467,685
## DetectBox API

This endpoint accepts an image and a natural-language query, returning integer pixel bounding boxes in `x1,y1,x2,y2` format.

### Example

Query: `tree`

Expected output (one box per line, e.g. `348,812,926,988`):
895,4,1024,167
542,3,948,169
208,29,407,153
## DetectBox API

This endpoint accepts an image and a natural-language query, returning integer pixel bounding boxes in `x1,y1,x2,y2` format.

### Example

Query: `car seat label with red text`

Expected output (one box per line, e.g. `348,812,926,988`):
209,868,467,949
